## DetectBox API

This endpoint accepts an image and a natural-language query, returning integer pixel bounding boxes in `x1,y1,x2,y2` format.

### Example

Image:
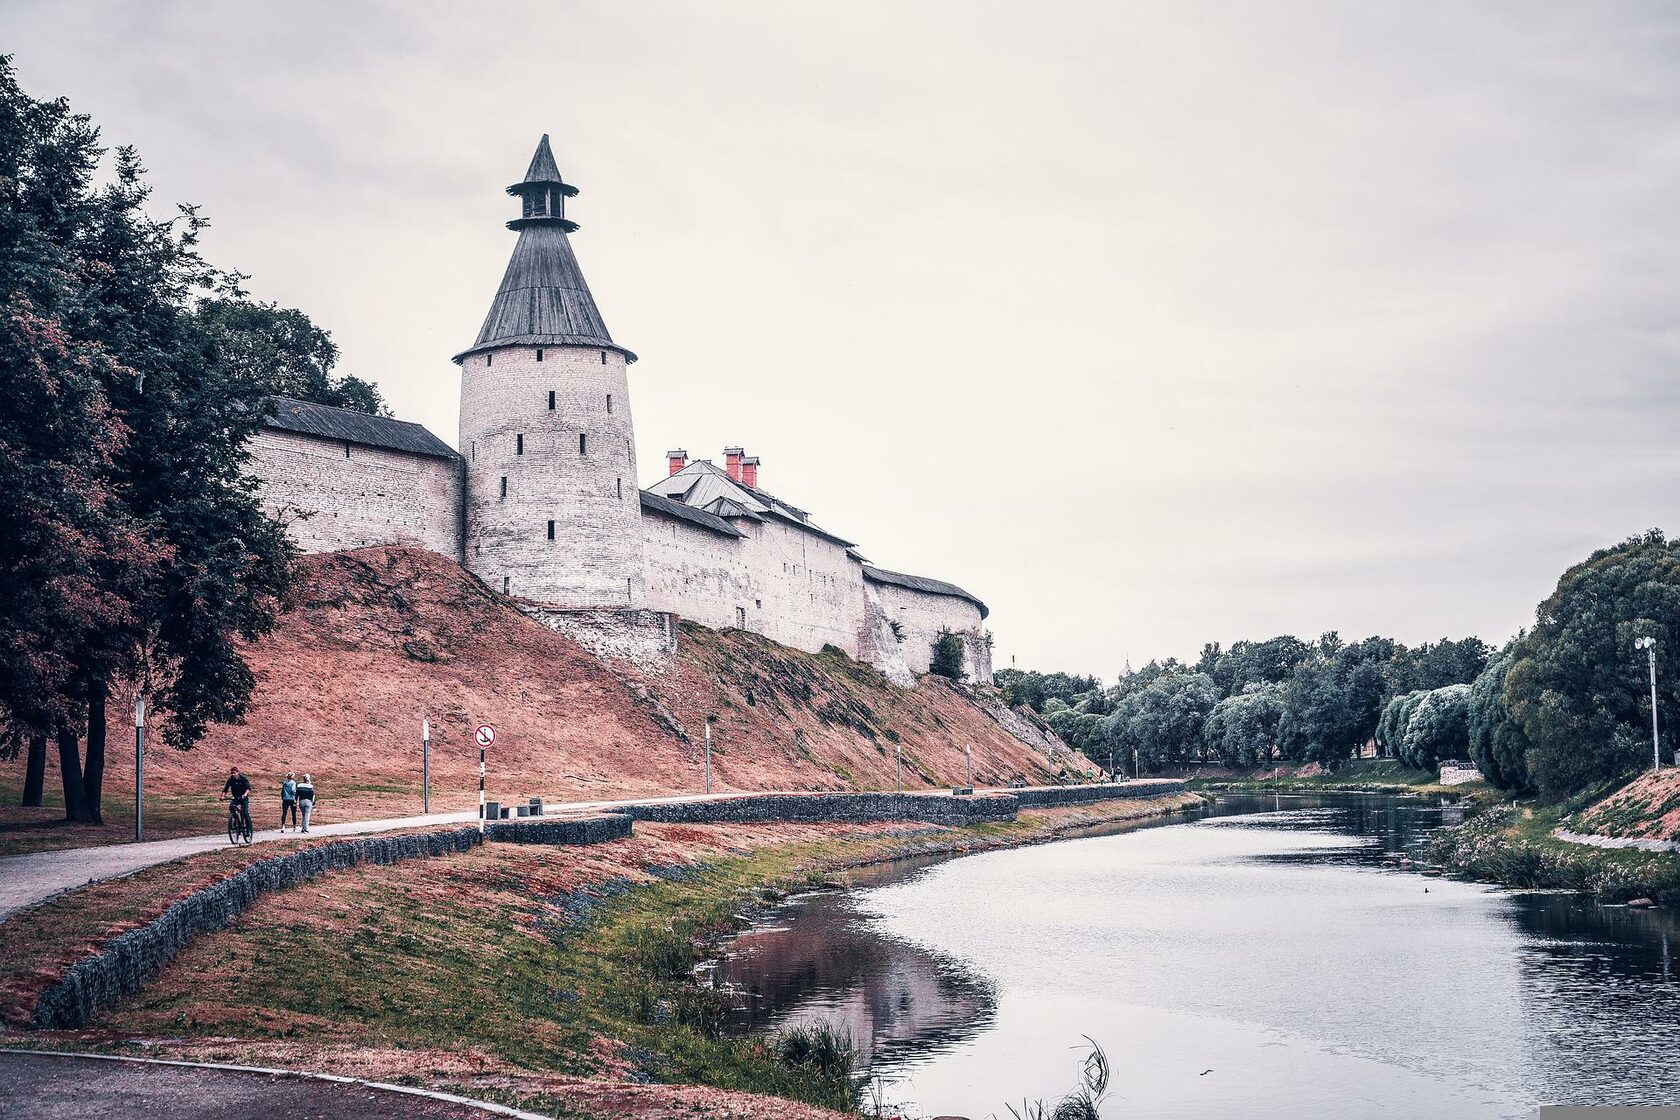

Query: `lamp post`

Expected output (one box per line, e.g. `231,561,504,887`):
422,718,431,814
704,719,713,794
966,742,974,790
133,694,145,842
1636,636,1661,772
896,739,903,793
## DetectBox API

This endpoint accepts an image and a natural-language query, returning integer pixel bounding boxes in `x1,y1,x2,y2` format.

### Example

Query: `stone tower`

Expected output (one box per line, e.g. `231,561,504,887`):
454,135,643,607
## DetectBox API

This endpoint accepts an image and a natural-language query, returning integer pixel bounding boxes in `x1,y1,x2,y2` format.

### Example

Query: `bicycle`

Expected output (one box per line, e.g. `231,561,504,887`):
226,797,253,845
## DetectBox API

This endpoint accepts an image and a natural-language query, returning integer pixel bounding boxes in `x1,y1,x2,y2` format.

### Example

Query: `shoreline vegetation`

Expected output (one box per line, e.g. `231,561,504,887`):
2,793,1205,1119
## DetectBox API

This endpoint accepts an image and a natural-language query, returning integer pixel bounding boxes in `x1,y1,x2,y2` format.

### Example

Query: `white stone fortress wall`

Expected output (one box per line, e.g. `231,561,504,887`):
865,577,992,681
458,344,642,606
248,427,464,558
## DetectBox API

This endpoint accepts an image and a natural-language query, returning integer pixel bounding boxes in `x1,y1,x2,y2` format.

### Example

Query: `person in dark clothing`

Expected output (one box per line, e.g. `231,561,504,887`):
221,767,253,835
295,773,317,833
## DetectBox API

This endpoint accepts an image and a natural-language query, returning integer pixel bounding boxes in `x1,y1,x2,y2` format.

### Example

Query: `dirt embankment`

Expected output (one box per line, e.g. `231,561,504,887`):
1571,769,1680,842
2,547,1077,848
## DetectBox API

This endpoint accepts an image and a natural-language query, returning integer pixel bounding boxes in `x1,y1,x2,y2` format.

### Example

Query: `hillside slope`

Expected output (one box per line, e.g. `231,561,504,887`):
4,548,1076,845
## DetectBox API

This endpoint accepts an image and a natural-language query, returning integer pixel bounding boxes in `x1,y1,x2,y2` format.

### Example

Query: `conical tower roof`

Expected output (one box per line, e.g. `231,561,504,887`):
453,136,635,364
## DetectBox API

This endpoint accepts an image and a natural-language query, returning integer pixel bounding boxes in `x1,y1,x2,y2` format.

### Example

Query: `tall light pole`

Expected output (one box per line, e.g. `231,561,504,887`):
422,718,431,813
1636,636,1661,772
966,742,974,790
133,694,145,842
704,719,713,794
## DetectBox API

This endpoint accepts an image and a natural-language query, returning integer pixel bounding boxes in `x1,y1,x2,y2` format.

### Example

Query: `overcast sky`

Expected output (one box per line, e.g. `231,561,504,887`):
6,1,1679,678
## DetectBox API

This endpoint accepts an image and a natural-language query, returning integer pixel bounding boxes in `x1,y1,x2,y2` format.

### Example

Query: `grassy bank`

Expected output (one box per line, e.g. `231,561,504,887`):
1187,758,1495,799
1428,802,1680,904
5,795,1203,1118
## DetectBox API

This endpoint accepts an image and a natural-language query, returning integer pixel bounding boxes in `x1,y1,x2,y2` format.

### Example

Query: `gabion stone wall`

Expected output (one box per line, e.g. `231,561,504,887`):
486,813,633,845
31,828,483,1031
622,791,1020,827
1011,780,1188,808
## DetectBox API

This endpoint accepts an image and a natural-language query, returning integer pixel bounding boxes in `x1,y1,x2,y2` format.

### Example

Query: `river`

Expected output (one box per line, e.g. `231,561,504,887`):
709,792,1680,1118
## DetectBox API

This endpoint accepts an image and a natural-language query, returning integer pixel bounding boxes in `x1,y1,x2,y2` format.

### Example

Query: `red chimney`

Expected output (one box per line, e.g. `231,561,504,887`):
741,455,759,488
724,446,745,483
666,449,688,476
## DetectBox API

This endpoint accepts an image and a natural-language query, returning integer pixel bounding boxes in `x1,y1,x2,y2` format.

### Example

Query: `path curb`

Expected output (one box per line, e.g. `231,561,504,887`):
0,1048,556,1119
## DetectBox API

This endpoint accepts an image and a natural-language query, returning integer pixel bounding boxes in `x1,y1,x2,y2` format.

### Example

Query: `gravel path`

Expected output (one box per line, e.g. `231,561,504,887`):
0,1051,547,1119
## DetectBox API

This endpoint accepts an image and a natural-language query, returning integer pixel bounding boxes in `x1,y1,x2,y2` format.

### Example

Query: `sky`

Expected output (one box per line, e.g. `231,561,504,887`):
5,1,1680,678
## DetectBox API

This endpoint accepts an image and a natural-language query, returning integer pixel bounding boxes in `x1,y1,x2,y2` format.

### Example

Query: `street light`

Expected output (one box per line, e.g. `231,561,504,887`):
1636,636,1661,772
134,694,146,842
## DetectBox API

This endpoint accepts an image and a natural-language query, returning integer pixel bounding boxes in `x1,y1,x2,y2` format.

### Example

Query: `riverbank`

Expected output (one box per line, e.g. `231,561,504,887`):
1186,758,1497,799
1427,802,1680,904
1,792,1204,1118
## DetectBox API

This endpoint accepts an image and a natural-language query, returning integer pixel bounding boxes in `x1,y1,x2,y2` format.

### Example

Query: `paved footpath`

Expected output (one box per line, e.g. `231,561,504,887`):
0,1051,547,1119
0,790,816,922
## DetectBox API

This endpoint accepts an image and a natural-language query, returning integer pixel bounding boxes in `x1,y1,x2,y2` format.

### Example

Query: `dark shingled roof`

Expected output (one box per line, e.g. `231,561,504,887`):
640,490,745,538
862,564,988,619
521,133,565,185
263,397,460,460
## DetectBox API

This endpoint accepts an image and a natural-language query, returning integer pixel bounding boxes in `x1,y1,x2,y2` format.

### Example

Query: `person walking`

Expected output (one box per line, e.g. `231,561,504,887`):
280,772,298,831
296,773,317,833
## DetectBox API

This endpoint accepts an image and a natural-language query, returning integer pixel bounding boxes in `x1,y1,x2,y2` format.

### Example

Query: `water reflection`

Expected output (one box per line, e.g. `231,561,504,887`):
712,793,1680,1118
715,878,997,1069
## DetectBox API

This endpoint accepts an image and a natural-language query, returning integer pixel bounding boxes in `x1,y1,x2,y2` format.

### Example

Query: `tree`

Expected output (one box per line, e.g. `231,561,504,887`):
1375,690,1426,759
1397,684,1470,771
995,669,1101,713
1504,530,1680,797
1277,637,1394,768
1103,671,1219,771
0,59,293,821
1467,651,1531,791
1203,685,1285,766
195,299,387,415
929,629,966,680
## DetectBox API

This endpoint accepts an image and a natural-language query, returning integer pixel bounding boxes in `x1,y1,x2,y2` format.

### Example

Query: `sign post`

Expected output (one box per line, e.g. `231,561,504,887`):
475,724,495,833
704,719,713,794
134,695,145,843
422,718,431,814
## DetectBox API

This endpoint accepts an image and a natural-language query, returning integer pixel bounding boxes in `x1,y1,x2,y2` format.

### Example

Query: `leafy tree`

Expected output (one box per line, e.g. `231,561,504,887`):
1203,684,1285,766
1276,636,1394,768
0,59,292,821
1375,690,1426,759
1205,635,1314,697
1467,650,1531,790
195,299,387,415
929,629,966,680
995,669,1101,713
1103,671,1219,770
1504,530,1680,797
1388,637,1493,695
1397,684,1470,770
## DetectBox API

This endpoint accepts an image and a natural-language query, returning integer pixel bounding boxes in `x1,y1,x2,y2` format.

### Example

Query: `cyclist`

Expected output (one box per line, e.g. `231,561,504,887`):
221,767,253,839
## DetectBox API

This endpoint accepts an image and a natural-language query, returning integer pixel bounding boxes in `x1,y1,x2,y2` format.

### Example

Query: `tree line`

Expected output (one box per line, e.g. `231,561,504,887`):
1000,529,1680,800
1,59,383,823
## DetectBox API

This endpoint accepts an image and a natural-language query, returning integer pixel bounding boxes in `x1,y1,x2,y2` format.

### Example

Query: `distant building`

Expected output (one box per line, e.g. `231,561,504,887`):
249,136,992,685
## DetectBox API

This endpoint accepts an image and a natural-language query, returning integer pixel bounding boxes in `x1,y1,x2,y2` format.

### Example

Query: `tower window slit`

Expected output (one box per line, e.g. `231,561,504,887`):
536,348,544,362
606,393,613,414
547,520,555,540
599,351,606,364
579,432,587,455
616,477,623,499
502,576,510,595
516,433,524,455
547,390,555,410
500,476,507,498
487,352,493,367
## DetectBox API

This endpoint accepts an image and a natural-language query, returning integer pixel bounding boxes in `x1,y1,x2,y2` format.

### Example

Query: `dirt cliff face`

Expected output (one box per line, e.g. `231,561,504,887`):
94,547,1073,833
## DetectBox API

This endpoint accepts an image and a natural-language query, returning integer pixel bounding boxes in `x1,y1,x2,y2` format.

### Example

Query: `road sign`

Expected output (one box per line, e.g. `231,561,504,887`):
475,724,495,747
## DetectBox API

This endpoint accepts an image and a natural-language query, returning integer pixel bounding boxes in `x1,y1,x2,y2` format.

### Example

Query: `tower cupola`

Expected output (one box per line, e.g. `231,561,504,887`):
507,133,580,232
